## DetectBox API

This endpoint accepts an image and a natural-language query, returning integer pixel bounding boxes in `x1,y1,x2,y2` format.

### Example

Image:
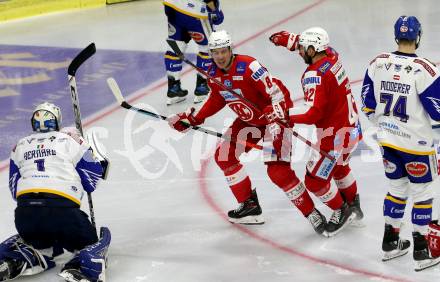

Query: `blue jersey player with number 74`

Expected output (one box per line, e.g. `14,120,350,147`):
361,15,440,271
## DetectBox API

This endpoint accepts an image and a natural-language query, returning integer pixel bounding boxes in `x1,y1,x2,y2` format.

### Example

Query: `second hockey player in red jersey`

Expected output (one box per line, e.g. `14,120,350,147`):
269,27,364,236
168,30,329,235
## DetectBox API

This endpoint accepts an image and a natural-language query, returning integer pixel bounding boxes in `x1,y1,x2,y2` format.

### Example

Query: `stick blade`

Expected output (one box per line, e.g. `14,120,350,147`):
68,43,96,76
107,77,125,105
166,39,183,56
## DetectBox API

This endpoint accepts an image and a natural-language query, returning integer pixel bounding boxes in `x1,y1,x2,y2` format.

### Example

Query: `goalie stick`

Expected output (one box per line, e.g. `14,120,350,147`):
68,43,108,232
106,77,263,150
166,39,335,161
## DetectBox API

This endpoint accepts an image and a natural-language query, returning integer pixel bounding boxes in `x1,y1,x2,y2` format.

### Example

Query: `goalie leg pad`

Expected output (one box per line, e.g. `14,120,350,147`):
79,227,111,282
0,235,55,280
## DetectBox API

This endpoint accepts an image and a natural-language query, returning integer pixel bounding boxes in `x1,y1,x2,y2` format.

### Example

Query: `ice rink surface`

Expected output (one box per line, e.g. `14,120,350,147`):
1,0,440,281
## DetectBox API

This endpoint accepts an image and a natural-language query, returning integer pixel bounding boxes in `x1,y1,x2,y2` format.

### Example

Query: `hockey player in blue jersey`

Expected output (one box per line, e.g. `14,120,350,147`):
361,16,440,271
0,102,111,282
163,0,224,105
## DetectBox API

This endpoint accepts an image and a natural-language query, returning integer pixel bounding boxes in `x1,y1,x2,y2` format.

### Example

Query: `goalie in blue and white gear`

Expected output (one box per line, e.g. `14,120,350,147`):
361,16,440,271
163,0,224,104
1,102,111,281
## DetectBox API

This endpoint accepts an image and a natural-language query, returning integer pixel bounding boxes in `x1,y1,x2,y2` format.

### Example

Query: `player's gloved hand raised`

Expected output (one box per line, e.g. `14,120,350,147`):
167,107,202,133
269,31,299,51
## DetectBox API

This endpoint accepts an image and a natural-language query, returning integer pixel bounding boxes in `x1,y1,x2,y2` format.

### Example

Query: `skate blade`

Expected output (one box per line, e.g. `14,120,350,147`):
167,96,187,105
326,212,357,237
228,215,265,225
193,94,208,104
382,249,409,261
414,256,440,272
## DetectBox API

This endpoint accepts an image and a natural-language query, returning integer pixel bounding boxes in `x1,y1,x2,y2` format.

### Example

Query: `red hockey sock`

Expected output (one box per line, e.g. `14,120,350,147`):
224,164,252,203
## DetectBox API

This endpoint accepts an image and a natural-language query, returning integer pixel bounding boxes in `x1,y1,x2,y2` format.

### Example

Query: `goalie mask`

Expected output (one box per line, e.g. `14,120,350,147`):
31,102,62,132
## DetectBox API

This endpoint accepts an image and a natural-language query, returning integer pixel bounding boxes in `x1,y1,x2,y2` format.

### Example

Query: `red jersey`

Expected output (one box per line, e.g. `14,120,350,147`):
194,54,292,127
289,53,362,150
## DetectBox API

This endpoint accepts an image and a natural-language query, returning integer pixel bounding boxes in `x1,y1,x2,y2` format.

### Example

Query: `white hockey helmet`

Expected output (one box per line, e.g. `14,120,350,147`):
208,30,232,50
299,27,329,53
31,102,62,132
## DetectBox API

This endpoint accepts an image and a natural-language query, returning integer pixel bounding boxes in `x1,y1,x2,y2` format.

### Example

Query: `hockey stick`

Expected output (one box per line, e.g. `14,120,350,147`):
107,77,263,150
68,43,100,232
166,39,335,161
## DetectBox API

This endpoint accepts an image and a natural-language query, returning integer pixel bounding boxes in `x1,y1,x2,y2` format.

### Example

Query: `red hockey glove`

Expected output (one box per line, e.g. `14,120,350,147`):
269,31,299,51
428,221,440,258
263,100,287,124
167,107,202,133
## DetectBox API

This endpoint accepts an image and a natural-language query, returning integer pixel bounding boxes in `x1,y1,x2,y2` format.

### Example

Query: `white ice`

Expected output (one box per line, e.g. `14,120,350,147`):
1,0,440,281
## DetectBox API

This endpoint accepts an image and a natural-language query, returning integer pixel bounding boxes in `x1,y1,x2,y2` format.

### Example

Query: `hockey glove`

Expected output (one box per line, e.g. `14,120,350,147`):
428,220,440,258
209,9,224,25
269,31,299,51
263,101,287,124
168,107,202,133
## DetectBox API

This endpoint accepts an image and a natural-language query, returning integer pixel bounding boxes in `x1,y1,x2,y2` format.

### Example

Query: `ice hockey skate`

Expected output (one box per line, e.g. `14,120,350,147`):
193,75,210,103
381,224,410,261
413,232,440,271
306,208,328,236
228,190,264,225
349,194,365,227
326,203,356,237
166,76,188,105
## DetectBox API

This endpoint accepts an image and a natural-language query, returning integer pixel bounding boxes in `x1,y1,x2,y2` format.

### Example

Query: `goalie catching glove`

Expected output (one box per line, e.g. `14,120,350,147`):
269,31,299,51
168,107,203,133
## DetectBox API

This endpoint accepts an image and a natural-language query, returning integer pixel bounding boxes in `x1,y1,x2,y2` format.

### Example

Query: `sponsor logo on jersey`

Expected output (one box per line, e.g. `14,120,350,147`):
335,67,347,85
224,79,232,88
219,90,239,101
383,159,397,173
236,62,247,74
319,61,331,74
302,76,321,86
330,61,342,74
404,65,413,73
414,59,436,77
26,138,35,144
228,102,254,121
393,75,400,80
232,76,243,80
188,31,205,43
370,53,391,65
385,63,392,70
251,66,267,81
49,136,56,142
406,162,429,177
380,81,411,94
394,64,402,72
187,3,195,8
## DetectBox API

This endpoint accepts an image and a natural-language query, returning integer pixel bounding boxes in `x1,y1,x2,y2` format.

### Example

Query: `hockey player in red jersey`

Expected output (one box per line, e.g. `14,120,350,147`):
168,30,329,235
269,27,363,236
